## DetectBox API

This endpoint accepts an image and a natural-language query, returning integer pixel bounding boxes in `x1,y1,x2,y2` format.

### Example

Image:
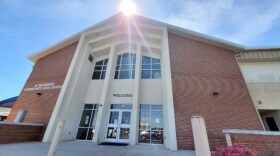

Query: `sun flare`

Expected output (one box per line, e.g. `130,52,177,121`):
119,0,136,16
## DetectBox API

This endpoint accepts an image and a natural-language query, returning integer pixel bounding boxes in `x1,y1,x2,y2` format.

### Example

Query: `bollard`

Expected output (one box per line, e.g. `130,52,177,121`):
48,120,64,156
191,116,211,156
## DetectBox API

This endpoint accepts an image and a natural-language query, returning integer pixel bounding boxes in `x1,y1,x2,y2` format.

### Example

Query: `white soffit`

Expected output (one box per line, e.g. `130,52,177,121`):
29,13,248,62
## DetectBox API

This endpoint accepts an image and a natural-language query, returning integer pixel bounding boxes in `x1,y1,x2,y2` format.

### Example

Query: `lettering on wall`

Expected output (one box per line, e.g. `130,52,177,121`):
113,94,133,97
23,83,62,91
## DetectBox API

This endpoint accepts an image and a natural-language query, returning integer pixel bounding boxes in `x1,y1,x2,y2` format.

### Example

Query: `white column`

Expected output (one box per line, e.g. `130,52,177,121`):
93,45,116,143
162,27,178,150
191,116,211,156
130,43,141,145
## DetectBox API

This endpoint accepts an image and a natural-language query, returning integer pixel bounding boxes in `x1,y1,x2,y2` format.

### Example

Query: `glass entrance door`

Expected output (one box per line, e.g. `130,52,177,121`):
105,104,132,143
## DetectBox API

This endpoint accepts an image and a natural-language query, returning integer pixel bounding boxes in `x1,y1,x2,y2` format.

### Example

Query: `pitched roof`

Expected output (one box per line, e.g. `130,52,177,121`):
28,13,247,62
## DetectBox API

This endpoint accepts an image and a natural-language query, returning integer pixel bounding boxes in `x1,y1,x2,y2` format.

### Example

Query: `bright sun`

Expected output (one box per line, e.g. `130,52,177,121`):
119,0,136,16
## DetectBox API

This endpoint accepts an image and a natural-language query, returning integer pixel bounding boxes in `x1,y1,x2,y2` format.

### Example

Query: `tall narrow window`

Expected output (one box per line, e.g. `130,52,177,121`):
76,104,99,140
92,59,108,80
114,53,136,79
141,56,161,79
138,104,163,144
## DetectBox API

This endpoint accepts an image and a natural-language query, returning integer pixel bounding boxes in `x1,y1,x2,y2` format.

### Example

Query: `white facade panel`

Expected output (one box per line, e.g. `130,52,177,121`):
139,80,162,104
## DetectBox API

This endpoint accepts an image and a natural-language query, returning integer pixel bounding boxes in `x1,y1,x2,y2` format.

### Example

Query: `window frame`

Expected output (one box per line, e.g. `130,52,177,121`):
114,53,136,79
92,58,108,80
141,56,161,79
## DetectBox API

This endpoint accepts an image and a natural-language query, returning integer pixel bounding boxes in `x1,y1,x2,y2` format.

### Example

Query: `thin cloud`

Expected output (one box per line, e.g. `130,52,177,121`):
162,0,280,44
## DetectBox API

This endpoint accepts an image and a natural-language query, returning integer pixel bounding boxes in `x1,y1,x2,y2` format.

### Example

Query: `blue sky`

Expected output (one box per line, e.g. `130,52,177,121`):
1,0,280,100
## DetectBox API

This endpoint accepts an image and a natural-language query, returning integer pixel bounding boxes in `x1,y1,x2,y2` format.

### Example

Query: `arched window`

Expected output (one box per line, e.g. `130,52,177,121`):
114,53,136,79
92,59,108,80
141,56,161,79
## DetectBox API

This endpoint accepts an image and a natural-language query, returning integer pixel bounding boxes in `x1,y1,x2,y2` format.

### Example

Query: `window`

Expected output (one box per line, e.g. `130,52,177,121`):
76,104,99,140
138,104,163,144
92,59,108,80
141,56,161,79
114,53,136,79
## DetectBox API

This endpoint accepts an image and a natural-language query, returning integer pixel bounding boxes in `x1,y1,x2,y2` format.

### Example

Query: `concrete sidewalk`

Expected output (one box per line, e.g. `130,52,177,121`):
0,141,195,156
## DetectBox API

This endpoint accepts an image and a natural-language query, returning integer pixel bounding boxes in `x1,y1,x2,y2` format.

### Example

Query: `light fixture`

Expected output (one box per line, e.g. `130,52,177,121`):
119,0,136,16
212,92,219,96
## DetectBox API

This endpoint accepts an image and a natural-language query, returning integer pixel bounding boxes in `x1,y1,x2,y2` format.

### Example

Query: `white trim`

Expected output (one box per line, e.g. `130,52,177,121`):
42,34,88,142
130,43,141,145
93,45,116,143
161,27,177,150
223,129,280,135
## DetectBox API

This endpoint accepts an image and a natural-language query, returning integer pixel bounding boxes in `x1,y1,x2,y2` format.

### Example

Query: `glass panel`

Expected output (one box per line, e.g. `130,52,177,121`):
152,58,160,64
141,70,151,79
151,131,163,144
79,110,92,127
119,71,130,79
121,53,130,64
104,59,108,65
152,70,161,79
117,55,121,64
76,128,88,140
131,55,136,64
120,65,130,70
89,110,98,128
139,130,150,143
95,60,103,65
121,112,131,124
102,65,107,70
93,104,99,109
107,127,117,138
87,128,94,140
140,104,150,111
142,64,151,69
151,105,162,111
142,56,151,64
139,111,150,130
138,104,164,144
110,104,132,110
114,71,119,79
132,70,135,79
151,111,163,129
109,112,119,124
101,71,106,79
152,64,161,69
120,128,130,139
92,71,101,79
94,66,102,70
116,65,120,70
84,104,93,109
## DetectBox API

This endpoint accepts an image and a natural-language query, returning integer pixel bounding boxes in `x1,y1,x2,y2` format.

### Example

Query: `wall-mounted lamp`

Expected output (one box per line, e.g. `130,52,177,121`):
36,93,42,96
212,92,219,96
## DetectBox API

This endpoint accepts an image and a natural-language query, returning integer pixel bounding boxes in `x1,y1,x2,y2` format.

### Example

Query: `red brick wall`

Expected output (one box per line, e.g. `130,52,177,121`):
0,123,43,144
6,42,78,137
168,33,263,150
230,133,280,156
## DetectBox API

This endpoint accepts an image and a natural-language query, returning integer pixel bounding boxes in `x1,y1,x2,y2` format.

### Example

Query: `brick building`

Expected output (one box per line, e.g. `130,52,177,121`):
6,13,280,150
